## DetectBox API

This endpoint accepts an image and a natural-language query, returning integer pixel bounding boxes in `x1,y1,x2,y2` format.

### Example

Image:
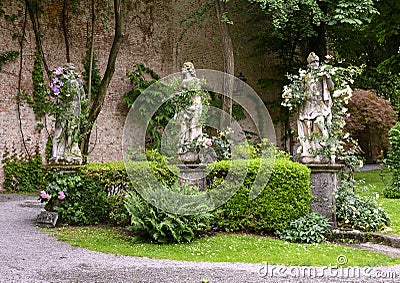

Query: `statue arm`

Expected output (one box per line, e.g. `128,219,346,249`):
327,77,335,91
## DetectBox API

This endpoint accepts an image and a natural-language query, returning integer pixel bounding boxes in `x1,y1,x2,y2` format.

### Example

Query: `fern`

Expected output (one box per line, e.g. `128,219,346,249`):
125,183,213,243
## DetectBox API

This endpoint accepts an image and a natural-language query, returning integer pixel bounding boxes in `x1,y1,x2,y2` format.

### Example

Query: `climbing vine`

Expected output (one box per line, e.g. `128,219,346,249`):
22,48,50,124
0,50,19,71
282,56,363,169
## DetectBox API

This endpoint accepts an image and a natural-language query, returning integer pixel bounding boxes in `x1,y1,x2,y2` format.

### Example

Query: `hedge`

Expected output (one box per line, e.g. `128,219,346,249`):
6,155,312,233
209,158,312,233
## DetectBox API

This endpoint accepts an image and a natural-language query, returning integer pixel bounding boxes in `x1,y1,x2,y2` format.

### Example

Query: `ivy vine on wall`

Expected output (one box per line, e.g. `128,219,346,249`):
0,50,19,71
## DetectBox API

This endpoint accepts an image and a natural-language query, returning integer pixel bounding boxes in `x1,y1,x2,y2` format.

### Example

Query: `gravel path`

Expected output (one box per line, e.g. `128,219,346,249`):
1,195,400,283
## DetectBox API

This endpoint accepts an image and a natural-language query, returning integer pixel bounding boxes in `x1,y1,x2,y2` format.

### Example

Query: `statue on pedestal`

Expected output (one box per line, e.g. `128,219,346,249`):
298,52,335,163
175,62,203,163
49,63,87,165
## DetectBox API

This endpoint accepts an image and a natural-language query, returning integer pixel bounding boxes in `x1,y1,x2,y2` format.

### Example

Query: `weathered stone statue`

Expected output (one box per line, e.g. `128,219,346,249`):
298,52,335,163
175,62,203,162
50,63,86,165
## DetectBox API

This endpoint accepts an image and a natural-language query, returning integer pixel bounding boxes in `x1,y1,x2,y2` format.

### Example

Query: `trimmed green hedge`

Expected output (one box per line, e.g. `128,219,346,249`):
5,154,311,233
210,158,312,233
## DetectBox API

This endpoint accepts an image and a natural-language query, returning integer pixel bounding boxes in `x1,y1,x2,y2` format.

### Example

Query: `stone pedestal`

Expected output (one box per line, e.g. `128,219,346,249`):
36,211,58,228
176,163,207,191
307,163,344,227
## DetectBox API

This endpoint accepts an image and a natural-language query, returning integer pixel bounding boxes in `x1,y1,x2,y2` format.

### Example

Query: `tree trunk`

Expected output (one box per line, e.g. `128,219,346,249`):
26,0,50,77
62,0,71,63
308,23,327,58
17,1,31,158
215,0,235,127
308,2,328,58
88,0,95,105
80,0,124,161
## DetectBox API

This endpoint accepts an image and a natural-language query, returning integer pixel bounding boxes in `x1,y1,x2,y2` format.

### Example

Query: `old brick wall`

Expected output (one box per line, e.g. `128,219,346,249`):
0,0,282,188
0,0,176,186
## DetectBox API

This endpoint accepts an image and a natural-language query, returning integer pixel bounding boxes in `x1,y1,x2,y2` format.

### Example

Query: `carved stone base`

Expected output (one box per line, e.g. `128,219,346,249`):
176,163,207,191
36,211,58,228
307,163,344,227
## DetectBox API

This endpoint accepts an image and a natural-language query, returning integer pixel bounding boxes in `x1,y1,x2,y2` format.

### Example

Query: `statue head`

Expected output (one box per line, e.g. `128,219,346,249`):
307,52,319,70
182,62,196,78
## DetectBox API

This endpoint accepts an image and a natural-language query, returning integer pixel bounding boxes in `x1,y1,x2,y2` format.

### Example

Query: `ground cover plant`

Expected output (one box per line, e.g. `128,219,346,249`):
45,226,400,267
354,169,400,235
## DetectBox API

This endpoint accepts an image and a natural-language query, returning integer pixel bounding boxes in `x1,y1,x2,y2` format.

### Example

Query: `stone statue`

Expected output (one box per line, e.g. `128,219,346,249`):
175,62,203,162
297,52,335,163
50,63,86,165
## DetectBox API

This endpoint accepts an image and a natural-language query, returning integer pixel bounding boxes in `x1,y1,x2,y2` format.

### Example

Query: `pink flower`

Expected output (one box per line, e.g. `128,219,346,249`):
205,139,212,147
54,67,63,75
40,191,51,200
58,191,66,200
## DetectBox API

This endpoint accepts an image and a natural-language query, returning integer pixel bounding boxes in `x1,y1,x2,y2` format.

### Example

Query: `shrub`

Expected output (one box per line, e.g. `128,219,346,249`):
336,179,390,231
279,212,331,243
78,156,178,226
210,158,312,234
384,122,400,198
44,171,109,225
2,147,46,192
125,183,213,243
345,89,396,163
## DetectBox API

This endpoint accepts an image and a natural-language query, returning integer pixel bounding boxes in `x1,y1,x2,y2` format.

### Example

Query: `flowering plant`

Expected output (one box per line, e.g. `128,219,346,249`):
39,186,67,212
50,65,84,102
49,64,87,124
180,133,213,153
282,55,363,168
179,128,234,161
39,190,66,202
282,56,357,111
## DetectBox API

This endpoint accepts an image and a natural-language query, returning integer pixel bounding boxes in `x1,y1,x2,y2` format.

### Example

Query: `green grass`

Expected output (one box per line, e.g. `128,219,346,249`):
354,169,400,235
46,226,400,267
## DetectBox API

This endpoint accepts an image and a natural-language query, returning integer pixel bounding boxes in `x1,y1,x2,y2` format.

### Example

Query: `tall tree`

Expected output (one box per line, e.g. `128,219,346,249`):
330,0,400,117
80,0,125,160
250,0,378,58
247,0,378,152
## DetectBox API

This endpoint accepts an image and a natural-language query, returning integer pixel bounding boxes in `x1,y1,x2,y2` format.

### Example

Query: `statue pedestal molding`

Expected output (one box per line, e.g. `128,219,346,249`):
307,163,344,227
176,163,207,191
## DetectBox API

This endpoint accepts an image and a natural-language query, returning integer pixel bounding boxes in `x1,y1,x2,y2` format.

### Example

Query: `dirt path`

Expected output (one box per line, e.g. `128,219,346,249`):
0,195,399,283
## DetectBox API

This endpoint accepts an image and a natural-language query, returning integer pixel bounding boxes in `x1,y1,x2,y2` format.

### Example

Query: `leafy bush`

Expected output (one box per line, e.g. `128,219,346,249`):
108,194,130,227
279,212,331,243
210,158,312,234
336,179,390,231
345,89,396,163
384,122,400,198
125,183,213,243
2,147,46,192
44,172,109,225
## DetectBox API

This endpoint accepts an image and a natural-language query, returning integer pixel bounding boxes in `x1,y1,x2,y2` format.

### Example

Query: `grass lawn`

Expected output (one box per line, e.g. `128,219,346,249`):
354,169,400,235
46,226,400,267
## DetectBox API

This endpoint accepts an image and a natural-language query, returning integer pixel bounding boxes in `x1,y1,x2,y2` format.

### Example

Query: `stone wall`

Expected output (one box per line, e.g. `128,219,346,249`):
0,0,282,187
